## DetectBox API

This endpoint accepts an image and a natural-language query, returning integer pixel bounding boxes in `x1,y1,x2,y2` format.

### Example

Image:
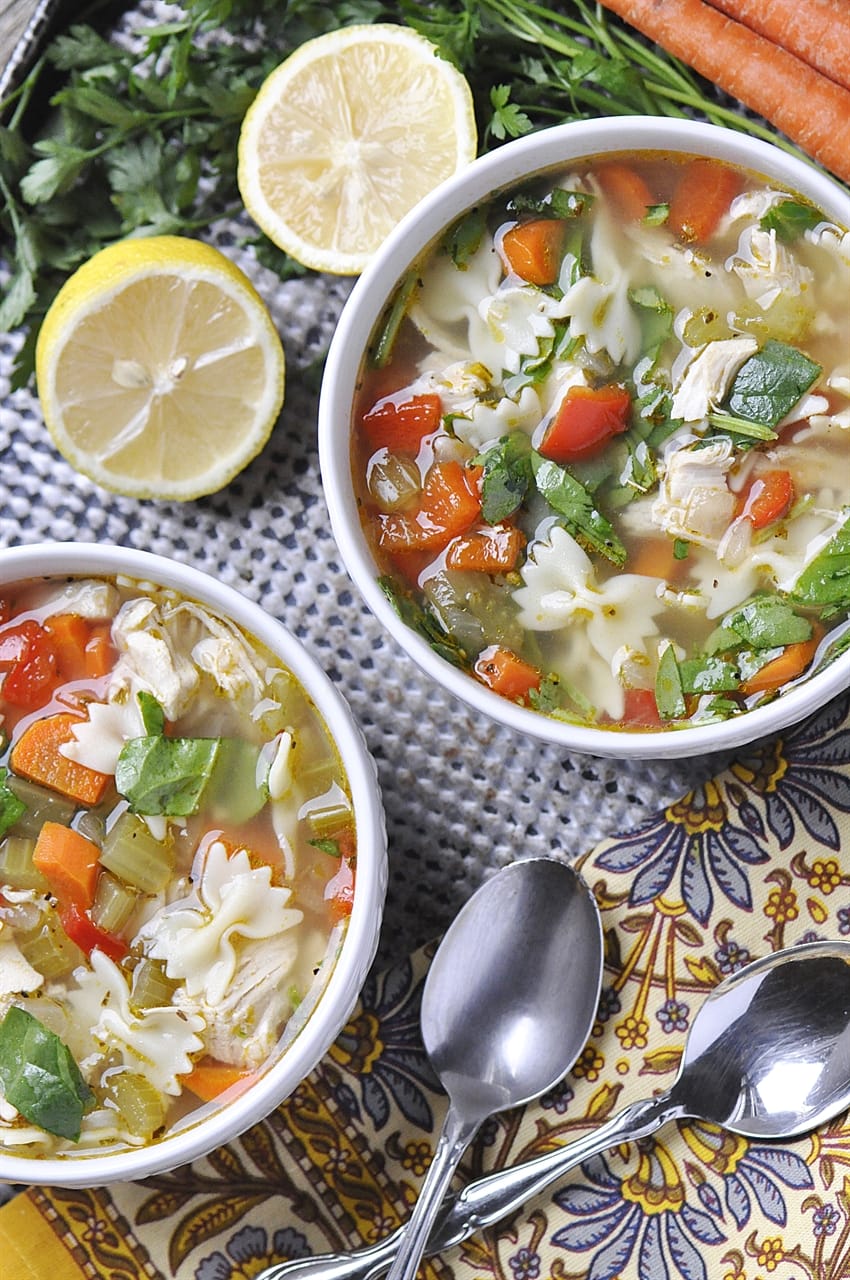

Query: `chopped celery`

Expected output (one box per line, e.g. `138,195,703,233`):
99,812,174,894
0,836,49,892
303,784,353,839
18,915,85,979
74,810,106,847
104,1070,167,1139
6,777,76,837
91,872,138,934
296,756,342,800
205,738,267,824
131,959,177,1010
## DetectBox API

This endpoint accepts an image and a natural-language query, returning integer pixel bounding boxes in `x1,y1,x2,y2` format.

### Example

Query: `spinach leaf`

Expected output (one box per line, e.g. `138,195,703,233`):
116,734,220,816
531,452,627,566
759,199,823,243
723,596,812,649
0,768,26,838
792,513,850,609
476,432,533,523
724,339,821,428
678,656,740,694
643,203,669,227
0,1006,93,1141
116,693,220,816
137,689,165,735
655,644,686,719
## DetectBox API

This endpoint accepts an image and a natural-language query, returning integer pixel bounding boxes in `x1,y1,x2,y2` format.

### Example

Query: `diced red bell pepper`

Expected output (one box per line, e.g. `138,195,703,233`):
539,384,632,463
620,687,663,728
360,394,443,455
0,619,58,708
59,902,128,962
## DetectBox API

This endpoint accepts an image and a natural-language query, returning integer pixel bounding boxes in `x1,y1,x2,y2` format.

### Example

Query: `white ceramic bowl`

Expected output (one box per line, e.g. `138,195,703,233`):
0,542,387,1186
319,117,850,759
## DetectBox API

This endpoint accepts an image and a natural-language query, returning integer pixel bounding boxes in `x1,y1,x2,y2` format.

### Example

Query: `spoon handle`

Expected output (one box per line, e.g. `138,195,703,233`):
256,1091,682,1280
384,1104,481,1280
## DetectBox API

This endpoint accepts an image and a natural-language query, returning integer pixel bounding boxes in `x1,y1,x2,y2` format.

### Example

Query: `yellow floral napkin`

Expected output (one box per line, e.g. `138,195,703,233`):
1,690,850,1280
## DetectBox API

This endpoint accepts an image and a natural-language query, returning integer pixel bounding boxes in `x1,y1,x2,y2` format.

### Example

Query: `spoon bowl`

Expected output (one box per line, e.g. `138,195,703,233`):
385,857,603,1280
668,940,850,1139
422,856,604,1116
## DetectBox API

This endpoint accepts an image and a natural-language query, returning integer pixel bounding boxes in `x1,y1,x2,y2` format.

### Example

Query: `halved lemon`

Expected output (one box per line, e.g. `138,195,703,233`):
35,236,285,501
237,23,478,275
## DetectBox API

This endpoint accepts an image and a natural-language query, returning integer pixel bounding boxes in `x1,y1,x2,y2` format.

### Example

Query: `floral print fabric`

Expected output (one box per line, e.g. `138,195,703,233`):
3,690,850,1280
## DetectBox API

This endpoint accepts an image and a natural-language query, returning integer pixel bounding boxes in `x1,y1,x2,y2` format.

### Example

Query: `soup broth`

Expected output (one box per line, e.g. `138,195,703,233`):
352,151,850,730
0,574,354,1156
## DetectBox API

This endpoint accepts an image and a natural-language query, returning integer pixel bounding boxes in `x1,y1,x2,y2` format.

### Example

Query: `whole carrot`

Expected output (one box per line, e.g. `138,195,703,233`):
595,0,850,185
704,0,850,92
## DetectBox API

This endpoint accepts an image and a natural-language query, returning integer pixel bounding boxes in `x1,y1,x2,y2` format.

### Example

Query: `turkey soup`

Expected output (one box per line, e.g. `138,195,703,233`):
351,151,850,731
0,574,354,1155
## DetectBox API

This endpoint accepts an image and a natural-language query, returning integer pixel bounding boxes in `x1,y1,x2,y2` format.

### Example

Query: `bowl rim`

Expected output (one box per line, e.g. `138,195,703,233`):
0,541,387,1186
319,116,850,760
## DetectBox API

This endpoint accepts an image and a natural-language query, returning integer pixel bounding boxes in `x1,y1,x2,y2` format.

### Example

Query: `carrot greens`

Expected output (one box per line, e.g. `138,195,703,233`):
1,0,832,386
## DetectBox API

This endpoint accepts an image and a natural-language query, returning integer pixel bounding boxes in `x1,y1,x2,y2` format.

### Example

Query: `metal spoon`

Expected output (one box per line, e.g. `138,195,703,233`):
257,938,850,1280
384,857,602,1280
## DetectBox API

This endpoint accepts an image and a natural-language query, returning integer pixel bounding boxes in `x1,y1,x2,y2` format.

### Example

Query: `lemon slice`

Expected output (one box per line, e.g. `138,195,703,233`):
237,23,478,275
35,236,285,501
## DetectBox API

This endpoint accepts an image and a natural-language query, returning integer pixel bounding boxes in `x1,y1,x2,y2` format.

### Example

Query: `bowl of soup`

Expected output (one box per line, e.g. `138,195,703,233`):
0,542,386,1185
319,117,850,758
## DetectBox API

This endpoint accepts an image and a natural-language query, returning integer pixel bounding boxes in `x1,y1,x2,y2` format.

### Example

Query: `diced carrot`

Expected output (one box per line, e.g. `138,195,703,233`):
596,163,656,222
446,525,526,573
741,631,821,694
736,469,795,530
539,384,632,463
377,461,481,554
33,821,101,908
667,159,743,243
360,393,443,454
10,711,111,806
474,645,542,703
45,614,90,682
182,1058,258,1102
629,537,680,581
84,624,115,678
501,218,568,286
